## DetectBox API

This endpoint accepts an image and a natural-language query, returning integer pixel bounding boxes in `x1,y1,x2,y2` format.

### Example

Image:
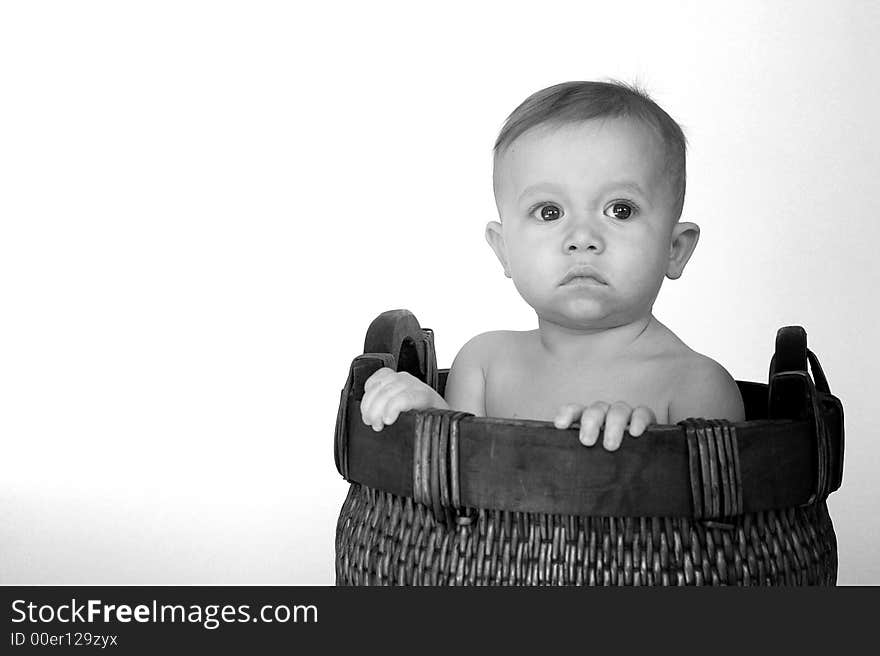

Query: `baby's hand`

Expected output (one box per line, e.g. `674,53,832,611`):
553,402,656,451
360,367,448,432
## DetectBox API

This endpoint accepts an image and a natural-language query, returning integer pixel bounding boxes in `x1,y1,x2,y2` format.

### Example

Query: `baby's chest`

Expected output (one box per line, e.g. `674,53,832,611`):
484,358,672,423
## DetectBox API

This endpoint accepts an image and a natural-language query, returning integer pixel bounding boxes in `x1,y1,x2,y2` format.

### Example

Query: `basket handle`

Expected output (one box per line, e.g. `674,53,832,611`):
768,325,836,504
363,309,431,384
336,310,438,482
769,326,809,418
770,326,831,405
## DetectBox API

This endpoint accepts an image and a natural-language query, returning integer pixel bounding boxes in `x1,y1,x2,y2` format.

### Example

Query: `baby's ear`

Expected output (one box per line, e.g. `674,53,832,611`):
666,221,700,280
485,221,511,278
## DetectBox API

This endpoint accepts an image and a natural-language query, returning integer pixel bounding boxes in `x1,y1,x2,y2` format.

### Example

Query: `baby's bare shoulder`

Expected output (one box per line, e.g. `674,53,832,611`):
446,330,531,417
642,322,744,421
454,330,531,364
667,350,745,422
671,350,733,383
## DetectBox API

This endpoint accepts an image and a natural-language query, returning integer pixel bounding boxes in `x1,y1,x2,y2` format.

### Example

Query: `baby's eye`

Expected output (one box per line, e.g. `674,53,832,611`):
604,202,635,220
530,203,563,222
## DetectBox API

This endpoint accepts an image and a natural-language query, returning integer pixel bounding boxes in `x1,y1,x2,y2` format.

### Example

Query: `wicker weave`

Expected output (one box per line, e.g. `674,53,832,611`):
336,484,837,586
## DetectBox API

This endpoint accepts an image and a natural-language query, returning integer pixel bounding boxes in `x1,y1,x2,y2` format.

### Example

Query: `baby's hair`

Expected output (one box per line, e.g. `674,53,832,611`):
493,80,688,219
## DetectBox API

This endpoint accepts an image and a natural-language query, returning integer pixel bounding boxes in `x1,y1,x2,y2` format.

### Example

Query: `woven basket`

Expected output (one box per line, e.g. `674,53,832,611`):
335,311,844,586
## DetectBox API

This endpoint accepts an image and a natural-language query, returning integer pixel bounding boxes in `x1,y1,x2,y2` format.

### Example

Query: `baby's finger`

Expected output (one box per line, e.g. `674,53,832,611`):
382,391,417,426
361,369,406,423
365,380,411,430
360,393,387,431
579,402,610,446
360,388,378,428
361,369,393,418
363,367,395,393
602,402,632,451
628,407,657,437
554,403,584,429
360,401,386,432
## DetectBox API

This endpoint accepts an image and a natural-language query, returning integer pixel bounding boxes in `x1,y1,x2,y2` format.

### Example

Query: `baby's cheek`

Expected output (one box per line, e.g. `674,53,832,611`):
622,253,666,291
507,260,543,293
509,277,544,310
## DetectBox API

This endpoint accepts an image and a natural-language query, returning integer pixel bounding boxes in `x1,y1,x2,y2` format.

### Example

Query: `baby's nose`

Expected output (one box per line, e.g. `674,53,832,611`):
563,218,604,253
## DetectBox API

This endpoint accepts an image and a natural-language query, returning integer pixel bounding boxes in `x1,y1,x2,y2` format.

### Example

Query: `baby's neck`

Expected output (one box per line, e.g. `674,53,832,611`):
536,314,656,363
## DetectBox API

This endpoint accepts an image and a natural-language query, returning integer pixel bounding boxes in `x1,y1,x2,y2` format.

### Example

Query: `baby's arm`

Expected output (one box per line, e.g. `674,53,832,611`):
440,334,487,417
360,334,488,431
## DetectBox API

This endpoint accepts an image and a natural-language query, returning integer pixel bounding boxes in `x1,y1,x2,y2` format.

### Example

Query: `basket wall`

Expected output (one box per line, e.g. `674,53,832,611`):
335,483,837,586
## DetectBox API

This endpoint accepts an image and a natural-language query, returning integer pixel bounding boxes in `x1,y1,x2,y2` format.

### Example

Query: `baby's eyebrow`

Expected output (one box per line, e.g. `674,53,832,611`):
518,182,564,202
598,180,648,197
518,180,649,203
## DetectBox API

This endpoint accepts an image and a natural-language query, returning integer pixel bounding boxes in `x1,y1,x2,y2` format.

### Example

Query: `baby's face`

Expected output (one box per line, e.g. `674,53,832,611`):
489,117,684,330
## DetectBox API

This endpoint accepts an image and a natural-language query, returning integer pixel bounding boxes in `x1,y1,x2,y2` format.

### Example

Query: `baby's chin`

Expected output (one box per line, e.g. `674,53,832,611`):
515,286,642,330
534,302,624,332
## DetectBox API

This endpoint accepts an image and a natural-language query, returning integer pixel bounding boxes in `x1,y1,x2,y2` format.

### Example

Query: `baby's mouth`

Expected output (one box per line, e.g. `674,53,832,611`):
559,266,608,286
562,276,605,286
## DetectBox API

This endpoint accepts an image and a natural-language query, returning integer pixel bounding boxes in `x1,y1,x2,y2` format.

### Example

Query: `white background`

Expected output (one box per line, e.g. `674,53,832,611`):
1,0,878,584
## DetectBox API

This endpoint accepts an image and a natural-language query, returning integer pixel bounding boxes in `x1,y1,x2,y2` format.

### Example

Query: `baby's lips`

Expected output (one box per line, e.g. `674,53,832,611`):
559,264,608,286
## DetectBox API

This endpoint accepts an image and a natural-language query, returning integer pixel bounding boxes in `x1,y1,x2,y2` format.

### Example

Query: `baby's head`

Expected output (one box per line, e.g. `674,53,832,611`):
487,80,700,330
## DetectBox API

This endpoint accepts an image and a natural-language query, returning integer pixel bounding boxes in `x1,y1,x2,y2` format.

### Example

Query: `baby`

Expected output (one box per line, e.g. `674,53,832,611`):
361,80,745,450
